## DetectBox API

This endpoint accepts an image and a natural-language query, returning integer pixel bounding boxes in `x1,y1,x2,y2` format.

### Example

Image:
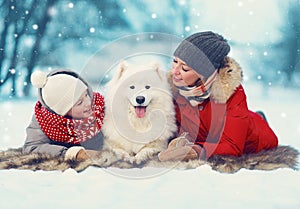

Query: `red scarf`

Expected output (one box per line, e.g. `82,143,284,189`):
35,92,105,145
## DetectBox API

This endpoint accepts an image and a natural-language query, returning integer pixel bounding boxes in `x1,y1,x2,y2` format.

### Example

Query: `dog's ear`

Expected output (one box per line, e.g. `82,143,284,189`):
151,62,163,81
116,61,128,80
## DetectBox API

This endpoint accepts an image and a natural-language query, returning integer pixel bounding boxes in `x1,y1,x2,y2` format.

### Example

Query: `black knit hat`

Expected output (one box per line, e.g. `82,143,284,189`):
174,31,230,78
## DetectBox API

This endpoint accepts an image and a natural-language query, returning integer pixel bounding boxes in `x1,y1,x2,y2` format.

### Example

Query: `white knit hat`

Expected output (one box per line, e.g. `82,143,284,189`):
31,70,88,116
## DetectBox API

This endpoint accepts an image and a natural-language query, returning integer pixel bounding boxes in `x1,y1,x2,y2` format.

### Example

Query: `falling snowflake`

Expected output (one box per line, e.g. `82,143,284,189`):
185,26,191,32
281,112,287,118
9,69,16,74
32,24,38,30
89,27,95,33
68,3,74,8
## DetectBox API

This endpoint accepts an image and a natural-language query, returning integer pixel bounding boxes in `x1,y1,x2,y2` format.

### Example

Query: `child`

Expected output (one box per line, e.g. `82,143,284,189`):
23,69,105,161
159,31,278,161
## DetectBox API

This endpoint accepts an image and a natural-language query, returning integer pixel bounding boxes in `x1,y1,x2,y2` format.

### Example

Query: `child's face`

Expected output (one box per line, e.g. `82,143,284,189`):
66,90,92,119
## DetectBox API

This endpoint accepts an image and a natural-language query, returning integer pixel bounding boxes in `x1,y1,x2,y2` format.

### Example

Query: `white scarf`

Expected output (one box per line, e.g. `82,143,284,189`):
177,70,218,106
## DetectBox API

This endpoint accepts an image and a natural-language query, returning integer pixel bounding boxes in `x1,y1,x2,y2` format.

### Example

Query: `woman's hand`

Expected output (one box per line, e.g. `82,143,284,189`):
158,133,206,161
158,144,205,161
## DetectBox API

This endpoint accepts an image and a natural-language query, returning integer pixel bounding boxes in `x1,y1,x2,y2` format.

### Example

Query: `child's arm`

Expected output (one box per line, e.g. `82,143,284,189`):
22,115,81,159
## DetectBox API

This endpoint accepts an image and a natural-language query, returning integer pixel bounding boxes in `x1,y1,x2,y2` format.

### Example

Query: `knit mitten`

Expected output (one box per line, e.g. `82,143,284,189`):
168,132,191,148
158,144,203,161
159,132,205,161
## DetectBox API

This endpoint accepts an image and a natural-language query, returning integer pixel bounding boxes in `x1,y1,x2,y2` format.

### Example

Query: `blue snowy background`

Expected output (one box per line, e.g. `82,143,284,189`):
0,1,300,209
0,0,300,98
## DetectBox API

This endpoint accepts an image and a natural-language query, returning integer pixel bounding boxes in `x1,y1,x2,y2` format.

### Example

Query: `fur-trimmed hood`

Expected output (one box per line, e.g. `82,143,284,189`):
169,56,243,104
210,56,243,103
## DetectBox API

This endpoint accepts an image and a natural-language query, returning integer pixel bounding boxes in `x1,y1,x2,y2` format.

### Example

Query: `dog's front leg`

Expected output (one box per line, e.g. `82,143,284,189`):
134,147,161,164
113,148,134,163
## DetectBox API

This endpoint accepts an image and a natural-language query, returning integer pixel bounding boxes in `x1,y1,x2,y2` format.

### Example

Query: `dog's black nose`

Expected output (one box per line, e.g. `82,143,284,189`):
136,96,145,104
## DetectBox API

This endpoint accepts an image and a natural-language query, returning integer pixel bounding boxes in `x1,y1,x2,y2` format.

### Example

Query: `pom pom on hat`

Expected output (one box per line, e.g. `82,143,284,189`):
31,71,48,88
31,70,88,116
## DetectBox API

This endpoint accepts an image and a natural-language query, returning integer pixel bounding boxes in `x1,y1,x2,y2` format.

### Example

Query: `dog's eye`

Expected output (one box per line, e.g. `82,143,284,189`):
145,85,151,89
129,85,135,89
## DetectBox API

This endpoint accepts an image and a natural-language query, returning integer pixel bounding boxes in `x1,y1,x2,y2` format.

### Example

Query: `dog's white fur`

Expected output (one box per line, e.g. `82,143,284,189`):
102,62,177,164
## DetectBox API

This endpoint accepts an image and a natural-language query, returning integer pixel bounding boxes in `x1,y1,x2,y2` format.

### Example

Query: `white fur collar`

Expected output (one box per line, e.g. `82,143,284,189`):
210,57,243,103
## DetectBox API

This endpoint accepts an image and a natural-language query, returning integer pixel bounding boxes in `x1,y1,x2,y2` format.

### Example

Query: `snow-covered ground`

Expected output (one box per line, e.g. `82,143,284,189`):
0,83,299,209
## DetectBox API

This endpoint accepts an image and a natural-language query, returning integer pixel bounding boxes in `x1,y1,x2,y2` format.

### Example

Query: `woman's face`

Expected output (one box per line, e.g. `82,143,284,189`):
171,57,205,87
66,90,93,119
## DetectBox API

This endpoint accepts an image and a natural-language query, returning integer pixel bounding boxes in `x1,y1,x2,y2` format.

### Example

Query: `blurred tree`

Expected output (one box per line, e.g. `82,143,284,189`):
241,0,300,87
0,0,130,97
278,0,300,86
23,0,57,96
169,0,191,37
0,0,57,97
0,0,31,96
117,0,190,35
91,0,129,30
0,0,191,98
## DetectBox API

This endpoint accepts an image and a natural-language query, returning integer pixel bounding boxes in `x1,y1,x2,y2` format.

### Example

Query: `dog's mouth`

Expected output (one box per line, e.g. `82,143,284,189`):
134,106,147,118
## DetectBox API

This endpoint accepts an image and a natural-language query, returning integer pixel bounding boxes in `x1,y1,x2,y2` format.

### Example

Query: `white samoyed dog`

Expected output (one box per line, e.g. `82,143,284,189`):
102,61,177,164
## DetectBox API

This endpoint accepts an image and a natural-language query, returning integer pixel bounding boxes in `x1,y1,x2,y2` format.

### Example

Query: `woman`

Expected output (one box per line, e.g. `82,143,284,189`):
159,31,278,161
23,69,105,161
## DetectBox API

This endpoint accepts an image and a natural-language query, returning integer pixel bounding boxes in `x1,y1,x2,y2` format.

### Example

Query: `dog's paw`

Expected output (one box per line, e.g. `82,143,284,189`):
91,150,118,167
134,148,160,164
134,156,146,165
113,149,134,163
124,156,135,164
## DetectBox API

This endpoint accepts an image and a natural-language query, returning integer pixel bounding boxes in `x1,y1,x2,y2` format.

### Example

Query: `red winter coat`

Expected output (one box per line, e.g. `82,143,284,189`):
172,57,278,158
